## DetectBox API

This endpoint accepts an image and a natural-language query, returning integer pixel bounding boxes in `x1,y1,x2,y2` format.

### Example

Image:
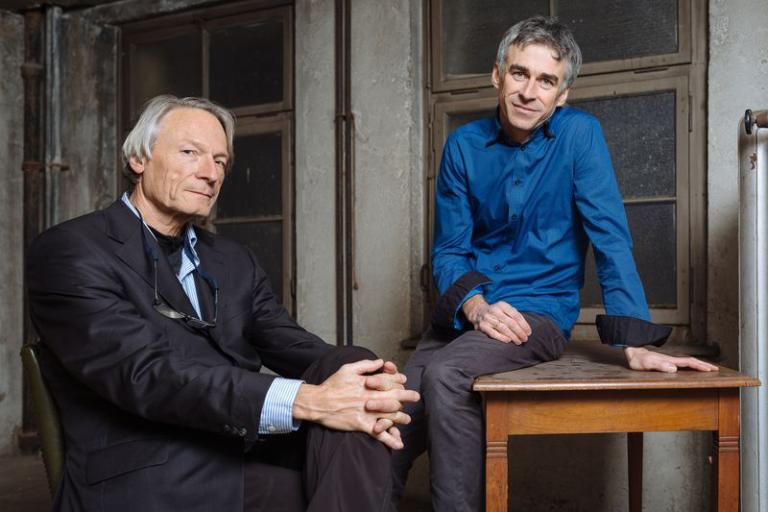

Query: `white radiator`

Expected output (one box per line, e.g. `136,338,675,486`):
740,109,768,512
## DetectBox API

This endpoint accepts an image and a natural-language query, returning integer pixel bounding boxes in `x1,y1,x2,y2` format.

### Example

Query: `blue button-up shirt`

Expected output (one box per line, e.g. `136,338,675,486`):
433,107,651,337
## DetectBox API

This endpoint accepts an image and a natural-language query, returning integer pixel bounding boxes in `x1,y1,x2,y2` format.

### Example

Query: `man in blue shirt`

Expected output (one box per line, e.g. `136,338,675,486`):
391,16,717,511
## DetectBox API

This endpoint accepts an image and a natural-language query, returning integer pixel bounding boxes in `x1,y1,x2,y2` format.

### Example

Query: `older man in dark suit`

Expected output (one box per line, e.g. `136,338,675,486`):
27,95,418,512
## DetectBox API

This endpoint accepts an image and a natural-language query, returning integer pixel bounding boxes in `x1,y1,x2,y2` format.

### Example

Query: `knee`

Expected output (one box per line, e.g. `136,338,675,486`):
309,345,379,381
421,359,471,399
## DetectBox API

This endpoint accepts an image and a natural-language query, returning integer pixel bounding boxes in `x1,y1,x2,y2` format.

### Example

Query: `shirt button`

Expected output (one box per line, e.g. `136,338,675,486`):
493,264,502,271
267,425,276,433
239,428,248,437
511,214,518,220
514,179,522,186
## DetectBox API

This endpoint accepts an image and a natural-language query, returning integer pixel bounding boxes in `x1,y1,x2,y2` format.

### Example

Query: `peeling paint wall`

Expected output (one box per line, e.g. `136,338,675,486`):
350,0,424,360
708,0,768,368
0,10,25,455
49,12,118,223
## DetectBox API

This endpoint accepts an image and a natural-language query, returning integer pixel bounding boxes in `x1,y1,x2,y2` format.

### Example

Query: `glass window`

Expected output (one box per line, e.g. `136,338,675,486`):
209,19,284,107
122,3,295,311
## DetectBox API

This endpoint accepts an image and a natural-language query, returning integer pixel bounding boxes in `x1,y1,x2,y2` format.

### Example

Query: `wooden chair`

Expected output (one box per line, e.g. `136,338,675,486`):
20,343,64,497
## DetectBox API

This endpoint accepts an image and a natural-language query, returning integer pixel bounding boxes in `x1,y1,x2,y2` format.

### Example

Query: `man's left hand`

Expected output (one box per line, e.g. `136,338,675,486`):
624,346,719,373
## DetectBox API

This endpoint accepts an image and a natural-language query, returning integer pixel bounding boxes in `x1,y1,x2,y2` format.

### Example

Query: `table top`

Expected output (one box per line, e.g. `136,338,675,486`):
473,341,761,392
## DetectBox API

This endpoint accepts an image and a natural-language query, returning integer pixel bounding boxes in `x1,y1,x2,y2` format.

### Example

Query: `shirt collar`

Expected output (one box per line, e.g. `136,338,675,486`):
120,192,198,254
484,106,558,148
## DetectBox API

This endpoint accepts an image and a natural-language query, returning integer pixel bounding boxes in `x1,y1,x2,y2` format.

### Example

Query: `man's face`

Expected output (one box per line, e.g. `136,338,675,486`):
492,42,570,143
130,107,229,232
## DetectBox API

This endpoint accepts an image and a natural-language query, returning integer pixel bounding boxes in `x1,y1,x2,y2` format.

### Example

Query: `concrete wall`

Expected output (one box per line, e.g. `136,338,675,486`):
294,0,337,343
350,0,424,361
0,10,25,455
708,0,768,368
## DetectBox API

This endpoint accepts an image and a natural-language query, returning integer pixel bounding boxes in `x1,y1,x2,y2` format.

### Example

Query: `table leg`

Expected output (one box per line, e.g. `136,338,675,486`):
712,389,740,511
627,432,643,512
485,396,509,512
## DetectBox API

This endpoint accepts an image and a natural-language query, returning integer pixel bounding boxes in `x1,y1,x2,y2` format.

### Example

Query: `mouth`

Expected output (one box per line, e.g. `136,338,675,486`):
510,102,538,115
189,190,214,199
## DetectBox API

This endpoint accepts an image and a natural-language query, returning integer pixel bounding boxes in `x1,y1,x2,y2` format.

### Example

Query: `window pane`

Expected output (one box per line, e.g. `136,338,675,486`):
130,33,202,115
441,0,549,76
557,0,678,63
569,91,676,198
217,132,283,218
209,19,284,107
216,221,284,300
446,108,496,136
580,202,676,308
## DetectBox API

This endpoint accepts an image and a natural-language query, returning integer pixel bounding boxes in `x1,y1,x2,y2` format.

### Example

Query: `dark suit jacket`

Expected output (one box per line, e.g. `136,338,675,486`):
27,200,333,512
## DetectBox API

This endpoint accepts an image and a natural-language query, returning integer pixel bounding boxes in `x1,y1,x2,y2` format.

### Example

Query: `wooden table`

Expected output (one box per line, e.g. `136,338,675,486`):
473,342,760,512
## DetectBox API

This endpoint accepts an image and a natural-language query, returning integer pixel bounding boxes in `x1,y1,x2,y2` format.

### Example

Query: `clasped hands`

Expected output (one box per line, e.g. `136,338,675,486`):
293,359,420,450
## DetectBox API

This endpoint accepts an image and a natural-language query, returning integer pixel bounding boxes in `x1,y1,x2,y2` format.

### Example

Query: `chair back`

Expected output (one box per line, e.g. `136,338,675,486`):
20,343,64,496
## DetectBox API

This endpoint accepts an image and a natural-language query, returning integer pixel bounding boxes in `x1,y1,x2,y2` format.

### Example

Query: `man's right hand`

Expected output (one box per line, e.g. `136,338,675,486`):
462,295,531,344
292,359,420,450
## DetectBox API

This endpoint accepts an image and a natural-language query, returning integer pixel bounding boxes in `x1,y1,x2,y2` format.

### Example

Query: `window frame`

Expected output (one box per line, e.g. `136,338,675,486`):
118,0,296,313
212,113,294,305
430,0,692,93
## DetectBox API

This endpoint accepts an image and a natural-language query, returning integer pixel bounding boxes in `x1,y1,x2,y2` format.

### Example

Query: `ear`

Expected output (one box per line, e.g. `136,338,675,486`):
556,87,570,107
491,65,501,90
129,156,146,175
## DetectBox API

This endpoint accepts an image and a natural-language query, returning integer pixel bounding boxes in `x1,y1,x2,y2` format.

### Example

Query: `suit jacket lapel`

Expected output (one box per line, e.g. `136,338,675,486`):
193,228,229,342
104,200,198,318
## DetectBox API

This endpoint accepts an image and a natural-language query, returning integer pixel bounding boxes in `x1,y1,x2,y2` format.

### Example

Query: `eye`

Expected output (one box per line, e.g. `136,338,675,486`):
181,149,197,157
510,70,526,81
215,160,227,170
539,78,555,90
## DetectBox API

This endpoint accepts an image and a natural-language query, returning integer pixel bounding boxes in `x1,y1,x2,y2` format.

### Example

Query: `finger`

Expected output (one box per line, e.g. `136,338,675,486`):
343,358,385,375
365,372,406,391
497,302,532,336
365,398,402,413
382,361,399,374
478,320,512,343
667,356,719,372
368,410,412,426
388,426,402,444
372,418,394,435
491,320,525,345
373,428,403,450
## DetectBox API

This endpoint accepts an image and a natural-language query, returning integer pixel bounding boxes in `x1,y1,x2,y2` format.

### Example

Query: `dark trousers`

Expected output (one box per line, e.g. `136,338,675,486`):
244,346,395,512
391,313,567,512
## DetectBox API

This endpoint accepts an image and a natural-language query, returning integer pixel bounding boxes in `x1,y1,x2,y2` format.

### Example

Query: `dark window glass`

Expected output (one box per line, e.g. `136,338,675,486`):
570,91,676,198
446,108,496,136
581,202,676,307
130,32,202,116
217,132,283,218
441,0,548,76
557,0,678,63
209,20,284,107
216,221,283,300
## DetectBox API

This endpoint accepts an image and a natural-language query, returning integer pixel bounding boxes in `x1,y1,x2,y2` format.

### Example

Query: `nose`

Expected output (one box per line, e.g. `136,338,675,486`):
197,154,220,182
520,78,537,100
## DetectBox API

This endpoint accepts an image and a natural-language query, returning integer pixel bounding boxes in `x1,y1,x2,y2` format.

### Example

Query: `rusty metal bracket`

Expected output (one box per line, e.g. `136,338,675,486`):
744,109,768,135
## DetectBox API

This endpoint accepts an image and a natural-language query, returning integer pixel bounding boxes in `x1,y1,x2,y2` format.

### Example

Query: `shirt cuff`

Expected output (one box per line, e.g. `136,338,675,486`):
595,314,672,348
432,271,492,332
258,378,304,435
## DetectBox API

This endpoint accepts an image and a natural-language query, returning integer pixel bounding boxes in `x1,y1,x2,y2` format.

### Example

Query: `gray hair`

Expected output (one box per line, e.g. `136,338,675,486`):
495,16,582,90
122,95,236,184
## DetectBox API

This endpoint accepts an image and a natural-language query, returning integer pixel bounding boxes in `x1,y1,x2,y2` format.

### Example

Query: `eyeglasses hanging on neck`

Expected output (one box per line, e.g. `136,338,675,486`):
137,214,219,330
